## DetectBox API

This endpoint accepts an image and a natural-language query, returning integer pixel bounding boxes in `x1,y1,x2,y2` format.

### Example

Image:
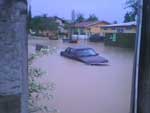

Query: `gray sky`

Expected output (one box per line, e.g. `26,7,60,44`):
30,0,127,23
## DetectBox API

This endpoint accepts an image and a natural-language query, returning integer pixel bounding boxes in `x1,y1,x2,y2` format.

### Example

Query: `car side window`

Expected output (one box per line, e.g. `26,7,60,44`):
65,48,71,53
70,49,73,54
70,49,76,55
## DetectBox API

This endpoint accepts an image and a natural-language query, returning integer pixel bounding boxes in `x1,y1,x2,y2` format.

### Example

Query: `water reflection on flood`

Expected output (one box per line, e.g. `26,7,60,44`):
29,38,134,113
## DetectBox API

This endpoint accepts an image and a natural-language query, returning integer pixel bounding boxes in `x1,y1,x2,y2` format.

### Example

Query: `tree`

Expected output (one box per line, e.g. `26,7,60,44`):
124,0,138,22
29,49,57,113
124,11,136,22
124,12,134,22
87,14,98,22
113,20,118,24
76,13,85,23
71,10,76,23
30,16,59,32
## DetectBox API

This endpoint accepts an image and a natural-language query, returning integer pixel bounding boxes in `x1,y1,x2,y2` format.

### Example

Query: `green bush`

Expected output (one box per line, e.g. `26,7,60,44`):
28,49,57,113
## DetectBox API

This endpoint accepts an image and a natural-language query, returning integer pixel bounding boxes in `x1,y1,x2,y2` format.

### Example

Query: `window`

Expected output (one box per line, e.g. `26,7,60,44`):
117,28,124,33
73,29,78,34
103,28,108,30
111,27,115,30
80,29,86,35
126,26,132,30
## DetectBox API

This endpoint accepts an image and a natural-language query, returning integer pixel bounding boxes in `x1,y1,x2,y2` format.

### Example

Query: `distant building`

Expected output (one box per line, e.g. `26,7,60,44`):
101,21,136,48
54,16,69,38
36,16,69,39
54,16,65,32
42,30,58,40
89,21,110,35
101,21,136,34
71,21,110,39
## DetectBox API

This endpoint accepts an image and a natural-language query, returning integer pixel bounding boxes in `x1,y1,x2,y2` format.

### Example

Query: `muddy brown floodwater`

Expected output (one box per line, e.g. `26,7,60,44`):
29,37,134,113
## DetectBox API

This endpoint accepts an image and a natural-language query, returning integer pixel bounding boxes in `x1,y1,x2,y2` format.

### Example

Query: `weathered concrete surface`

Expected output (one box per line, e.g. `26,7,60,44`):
0,96,21,113
0,0,28,113
137,0,150,113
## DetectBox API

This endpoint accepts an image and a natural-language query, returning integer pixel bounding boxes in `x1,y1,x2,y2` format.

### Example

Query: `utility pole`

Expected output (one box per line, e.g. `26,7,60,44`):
131,0,150,113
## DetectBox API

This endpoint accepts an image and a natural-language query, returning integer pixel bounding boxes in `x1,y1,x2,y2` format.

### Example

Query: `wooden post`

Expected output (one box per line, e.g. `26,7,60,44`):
0,0,28,113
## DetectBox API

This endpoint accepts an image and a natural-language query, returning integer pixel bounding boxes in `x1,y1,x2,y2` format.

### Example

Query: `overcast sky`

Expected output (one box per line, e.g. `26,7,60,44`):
30,0,127,23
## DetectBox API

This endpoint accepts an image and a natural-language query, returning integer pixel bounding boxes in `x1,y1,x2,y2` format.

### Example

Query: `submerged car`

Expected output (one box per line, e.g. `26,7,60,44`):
89,34,104,42
60,47,108,65
62,38,78,43
69,38,78,43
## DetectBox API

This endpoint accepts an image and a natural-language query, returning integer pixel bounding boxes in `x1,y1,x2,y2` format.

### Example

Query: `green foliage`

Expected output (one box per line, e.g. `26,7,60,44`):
87,14,98,22
124,0,138,22
113,20,118,24
28,49,57,113
76,13,85,23
73,29,79,35
30,15,59,32
63,22,70,30
71,10,76,23
124,12,135,22
75,14,99,23
70,10,99,23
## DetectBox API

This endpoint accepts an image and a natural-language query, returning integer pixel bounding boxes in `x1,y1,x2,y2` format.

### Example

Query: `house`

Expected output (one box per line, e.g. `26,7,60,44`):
54,16,69,38
42,30,58,40
101,21,136,48
54,16,66,32
36,16,69,39
71,21,110,39
88,21,110,35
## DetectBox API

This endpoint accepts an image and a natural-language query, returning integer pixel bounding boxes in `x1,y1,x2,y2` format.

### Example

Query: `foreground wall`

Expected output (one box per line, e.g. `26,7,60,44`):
131,0,150,113
0,0,28,113
137,0,150,113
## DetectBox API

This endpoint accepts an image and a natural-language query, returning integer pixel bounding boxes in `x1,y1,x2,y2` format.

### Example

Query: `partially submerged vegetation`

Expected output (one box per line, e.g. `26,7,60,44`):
28,49,57,113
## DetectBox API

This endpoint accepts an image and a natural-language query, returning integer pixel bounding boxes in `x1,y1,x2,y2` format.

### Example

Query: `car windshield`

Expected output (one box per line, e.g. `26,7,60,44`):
76,49,97,57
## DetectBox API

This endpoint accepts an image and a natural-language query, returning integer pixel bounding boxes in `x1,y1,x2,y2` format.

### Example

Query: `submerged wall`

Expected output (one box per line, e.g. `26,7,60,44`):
104,33,136,48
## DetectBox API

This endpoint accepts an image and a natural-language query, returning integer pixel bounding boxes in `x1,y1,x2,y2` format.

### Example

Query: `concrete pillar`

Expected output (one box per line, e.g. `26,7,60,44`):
0,0,28,113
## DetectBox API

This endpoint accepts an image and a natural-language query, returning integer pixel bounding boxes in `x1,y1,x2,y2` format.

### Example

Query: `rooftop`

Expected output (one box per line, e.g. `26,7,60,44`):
73,21,110,28
101,21,136,28
69,46,93,50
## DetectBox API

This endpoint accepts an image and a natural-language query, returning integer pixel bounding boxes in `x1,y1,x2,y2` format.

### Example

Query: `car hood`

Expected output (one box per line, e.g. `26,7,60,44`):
78,55,108,65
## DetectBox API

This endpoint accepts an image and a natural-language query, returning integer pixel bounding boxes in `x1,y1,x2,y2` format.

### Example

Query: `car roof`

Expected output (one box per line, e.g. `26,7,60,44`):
68,47,93,50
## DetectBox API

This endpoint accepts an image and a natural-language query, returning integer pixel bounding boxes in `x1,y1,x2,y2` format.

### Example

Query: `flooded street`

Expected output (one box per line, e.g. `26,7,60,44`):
29,37,134,113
